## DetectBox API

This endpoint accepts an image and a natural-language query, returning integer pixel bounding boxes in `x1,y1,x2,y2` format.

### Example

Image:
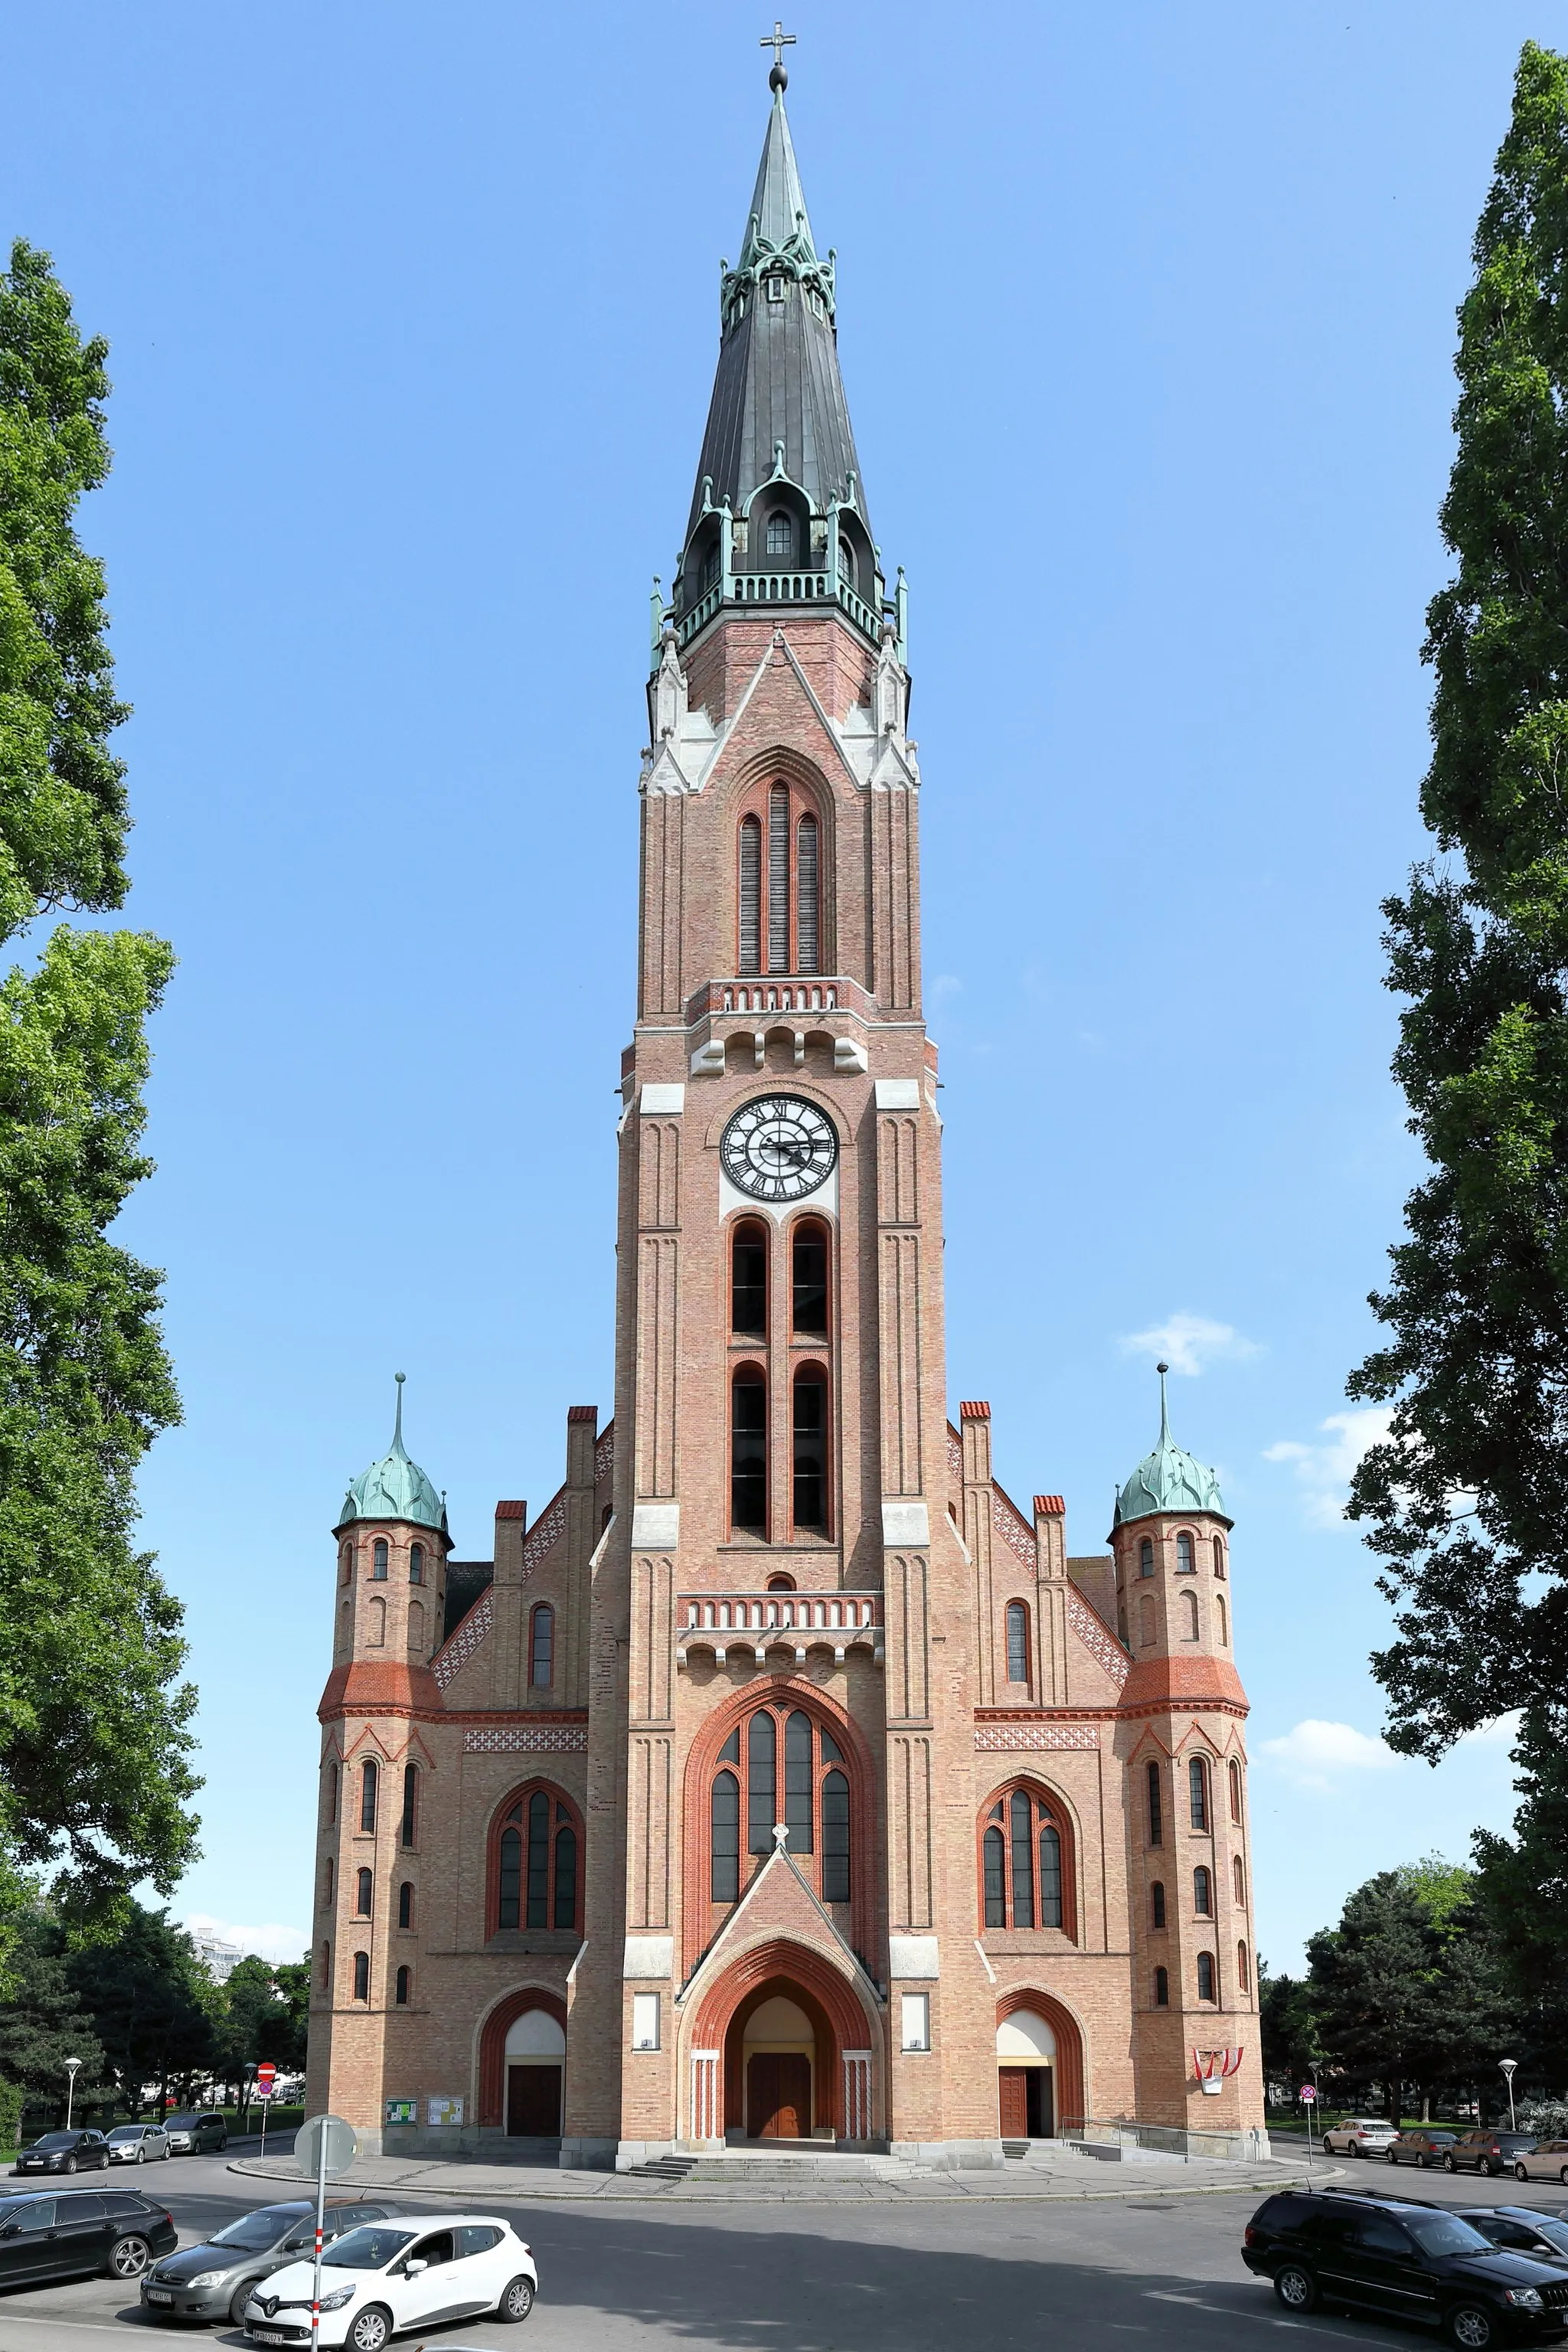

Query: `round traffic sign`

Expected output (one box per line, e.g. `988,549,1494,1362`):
256,2063,276,2087
293,2114,358,2180
1299,2086,1317,2102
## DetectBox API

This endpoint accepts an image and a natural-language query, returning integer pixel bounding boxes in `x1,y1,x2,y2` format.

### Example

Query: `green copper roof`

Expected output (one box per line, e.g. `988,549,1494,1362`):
1113,1367,1229,1529
337,1374,448,1537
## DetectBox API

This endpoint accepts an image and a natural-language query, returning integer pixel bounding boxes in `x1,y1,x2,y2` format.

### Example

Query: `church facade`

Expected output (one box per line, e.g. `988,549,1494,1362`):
304,68,1267,2169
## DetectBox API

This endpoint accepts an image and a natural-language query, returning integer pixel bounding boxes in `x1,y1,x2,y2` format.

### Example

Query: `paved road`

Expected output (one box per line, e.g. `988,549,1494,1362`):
4,2148,1566,2352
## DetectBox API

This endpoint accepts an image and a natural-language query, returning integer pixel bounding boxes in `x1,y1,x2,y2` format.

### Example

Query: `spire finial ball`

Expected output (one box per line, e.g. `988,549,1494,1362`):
769,59,788,91
1156,1361,1168,1375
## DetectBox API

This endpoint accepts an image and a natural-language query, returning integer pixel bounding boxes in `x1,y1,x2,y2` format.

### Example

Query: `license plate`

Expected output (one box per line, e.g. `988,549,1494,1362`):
146,2290,173,2305
252,2334,289,2346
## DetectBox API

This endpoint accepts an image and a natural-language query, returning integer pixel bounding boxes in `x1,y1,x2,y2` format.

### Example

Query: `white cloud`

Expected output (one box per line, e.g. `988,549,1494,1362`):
1120,1312,1261,1377
184,1913,310,1965
1259,1719,1403,1791
1264,1406,1393,1529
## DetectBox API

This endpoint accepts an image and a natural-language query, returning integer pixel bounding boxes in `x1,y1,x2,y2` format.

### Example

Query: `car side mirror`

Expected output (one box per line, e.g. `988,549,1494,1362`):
0,2223,18,2239
404,2258,427,2278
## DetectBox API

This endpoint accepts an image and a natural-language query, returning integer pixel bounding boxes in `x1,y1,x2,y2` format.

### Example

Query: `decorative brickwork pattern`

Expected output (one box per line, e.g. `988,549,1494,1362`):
521,1491,569,1576
430,1589,492,1688
975,1722,1101,1753
462,1725,589,1753
1067,1592,1132,1687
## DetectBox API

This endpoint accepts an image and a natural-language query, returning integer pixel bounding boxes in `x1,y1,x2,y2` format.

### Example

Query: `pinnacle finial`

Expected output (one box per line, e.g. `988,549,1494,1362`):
1156,1361,1171,1445
761,18,795,90
393,1370,407,1452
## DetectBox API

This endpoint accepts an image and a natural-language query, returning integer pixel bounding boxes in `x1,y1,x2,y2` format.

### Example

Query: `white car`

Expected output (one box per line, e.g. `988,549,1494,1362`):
106,2124,171,2164
1321,2117,1398,2157
243,2215,535,2350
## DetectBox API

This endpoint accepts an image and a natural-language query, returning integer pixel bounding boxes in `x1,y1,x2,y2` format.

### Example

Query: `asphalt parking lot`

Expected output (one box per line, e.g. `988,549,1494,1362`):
5,2147,1568,2352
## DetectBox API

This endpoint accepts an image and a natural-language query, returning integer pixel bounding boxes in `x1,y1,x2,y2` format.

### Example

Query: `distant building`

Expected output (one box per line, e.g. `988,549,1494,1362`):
305,60,1266,2170
191,1932,243,1984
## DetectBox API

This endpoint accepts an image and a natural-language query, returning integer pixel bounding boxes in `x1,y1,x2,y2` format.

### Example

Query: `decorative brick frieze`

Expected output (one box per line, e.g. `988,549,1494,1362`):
462,1726,589,1753
430,1589,492,1687
974,1723,1101,1753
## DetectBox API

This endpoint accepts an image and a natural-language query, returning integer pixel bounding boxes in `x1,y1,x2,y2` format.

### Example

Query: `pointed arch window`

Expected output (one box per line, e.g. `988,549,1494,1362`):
1237,1940,1250,1994
979,1785,1066,1930
1005,1601,1031,1685
359,1759,378,1833
732,1220,768,1335
1150,1880,1165,1929
409,1543,423,1585
398,1880,414,1929
400,1763,418,1848
707,1705,851,1906
736,781,823,976
395,1965,411,2006
1228,1757,1243,1824
765,508,794,559
1189,1756,1210,1831
529,1603,554,1688
792,1220,828,1334
1197,1951,1217,2003
1216,1592,1228,1645
1154,1965,1170,2007
353,1951,370,2002
356,1867,373,1917
1176,1531,1195,1573
1193,1866,1212,1917
730,1367,767,1532
494,1787,579,1932
792,1366,829,1534
1146,1760,1163,1847
372,1540,388,1580
326,1763,338,1826
1233,1854,1245,1906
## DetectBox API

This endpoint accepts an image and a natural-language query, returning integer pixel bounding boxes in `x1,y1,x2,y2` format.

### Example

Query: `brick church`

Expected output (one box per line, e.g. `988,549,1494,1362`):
305,59,1266,2169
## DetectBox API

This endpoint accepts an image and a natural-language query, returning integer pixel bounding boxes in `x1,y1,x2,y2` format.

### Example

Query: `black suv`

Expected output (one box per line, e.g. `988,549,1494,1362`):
0,2188,177,2287
1243,2189,1568,2347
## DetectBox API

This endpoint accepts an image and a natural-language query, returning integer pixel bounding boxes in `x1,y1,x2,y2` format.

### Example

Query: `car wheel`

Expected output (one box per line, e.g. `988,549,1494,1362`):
62,2156,77,2174
109,2234,152,2280
1386,2147,1400,2164
215,2136,227,2151
1443,2153,1457,2172
1416,2152,1430,2168
1560,2166,1568,2187
1515,2162,1530,2181
228,2284,252,2327
497,2275,535,2324
1274,2266,1318,2314
1445,2303,1497,2350
349,2305,393,2352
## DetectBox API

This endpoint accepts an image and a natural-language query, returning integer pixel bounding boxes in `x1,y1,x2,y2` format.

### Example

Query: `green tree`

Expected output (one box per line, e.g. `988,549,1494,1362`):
0,1909,103,2125
1258,1961,1322,2103
1347,44,1568,1766
1472,1716,1568,2091
0,238,194,1941
1306,1872,1441,2125
67,1904,214,2112
213,1956,308,2105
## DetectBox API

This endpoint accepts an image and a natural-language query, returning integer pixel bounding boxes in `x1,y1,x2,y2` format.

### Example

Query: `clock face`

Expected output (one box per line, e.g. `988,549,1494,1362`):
720,1094,838,1203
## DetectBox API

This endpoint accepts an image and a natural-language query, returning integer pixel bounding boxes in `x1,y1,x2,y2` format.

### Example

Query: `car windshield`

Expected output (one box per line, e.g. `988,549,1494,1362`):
323,2228,416,2272
1407,2215,1493,2256
106,2128,145,2142
28,2135,75,2150
211,2207,305,2250
1527,2219,1568,2255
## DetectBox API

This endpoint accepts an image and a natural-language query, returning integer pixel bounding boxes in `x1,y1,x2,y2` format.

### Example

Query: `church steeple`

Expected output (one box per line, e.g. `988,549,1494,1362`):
673,69,883,645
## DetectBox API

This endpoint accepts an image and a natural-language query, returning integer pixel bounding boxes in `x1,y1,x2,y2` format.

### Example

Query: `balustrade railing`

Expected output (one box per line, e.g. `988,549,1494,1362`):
676,1589,883,1667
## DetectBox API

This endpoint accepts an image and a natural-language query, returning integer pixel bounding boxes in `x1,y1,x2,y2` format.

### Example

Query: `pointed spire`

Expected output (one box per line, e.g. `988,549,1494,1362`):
737,87,816,277
392,1370,407,1457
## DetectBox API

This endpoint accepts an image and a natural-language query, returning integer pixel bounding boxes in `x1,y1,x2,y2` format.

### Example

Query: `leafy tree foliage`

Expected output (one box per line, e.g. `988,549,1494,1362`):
211,1955,308,2099
66,1903,215,2109
1306,1873,1440,2125
1472,1717,1568,2089
0,1908,103,2120
1259,1961,1322,2096
1347,44,1568,1759
0,240,194,1938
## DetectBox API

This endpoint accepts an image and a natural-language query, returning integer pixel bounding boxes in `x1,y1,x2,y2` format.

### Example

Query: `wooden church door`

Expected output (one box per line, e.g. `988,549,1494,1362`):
998,2066,1029,2138
507,2064,562,2136
748,2052,810,2138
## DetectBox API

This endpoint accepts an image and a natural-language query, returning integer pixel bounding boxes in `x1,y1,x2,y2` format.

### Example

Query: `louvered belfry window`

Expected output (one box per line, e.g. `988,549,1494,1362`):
737,784,822,976
738,816,762,974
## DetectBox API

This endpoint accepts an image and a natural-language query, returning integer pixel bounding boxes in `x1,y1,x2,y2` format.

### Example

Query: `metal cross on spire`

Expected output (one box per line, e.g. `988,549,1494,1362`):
760,19,795,89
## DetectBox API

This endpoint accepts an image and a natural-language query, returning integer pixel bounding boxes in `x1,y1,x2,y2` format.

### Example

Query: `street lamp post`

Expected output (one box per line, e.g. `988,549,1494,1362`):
1501,2059,1518,2130
64,2059,81,2132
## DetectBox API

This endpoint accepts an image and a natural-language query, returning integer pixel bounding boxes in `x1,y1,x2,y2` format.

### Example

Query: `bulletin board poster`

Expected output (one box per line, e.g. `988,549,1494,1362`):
384,2099,415,2127
426,2096,465,2128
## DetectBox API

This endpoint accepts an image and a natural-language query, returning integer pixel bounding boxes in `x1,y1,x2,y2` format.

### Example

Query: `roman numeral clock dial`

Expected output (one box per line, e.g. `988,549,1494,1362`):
720,1094,838,1203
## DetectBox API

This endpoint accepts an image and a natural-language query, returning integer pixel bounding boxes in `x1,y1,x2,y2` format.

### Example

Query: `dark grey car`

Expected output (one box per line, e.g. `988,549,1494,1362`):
140,2199,393,2328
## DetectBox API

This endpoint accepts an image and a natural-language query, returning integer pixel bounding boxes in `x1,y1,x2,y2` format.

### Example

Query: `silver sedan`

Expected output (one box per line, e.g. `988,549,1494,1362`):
1512,2136,1568,2184
105,2124,171,2164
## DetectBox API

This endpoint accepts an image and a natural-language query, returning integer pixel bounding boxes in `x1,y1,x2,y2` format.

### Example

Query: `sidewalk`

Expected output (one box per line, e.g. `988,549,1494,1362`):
230,2145,1332,2204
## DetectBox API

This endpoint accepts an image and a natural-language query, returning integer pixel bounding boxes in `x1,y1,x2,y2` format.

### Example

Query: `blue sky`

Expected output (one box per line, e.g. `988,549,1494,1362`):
0,0,1545,1975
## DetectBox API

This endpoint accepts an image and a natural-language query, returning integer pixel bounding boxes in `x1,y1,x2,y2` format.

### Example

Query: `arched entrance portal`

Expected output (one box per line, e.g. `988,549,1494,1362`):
724,1978,834,2138
505,2006,564,2137
997,2008,1054,2138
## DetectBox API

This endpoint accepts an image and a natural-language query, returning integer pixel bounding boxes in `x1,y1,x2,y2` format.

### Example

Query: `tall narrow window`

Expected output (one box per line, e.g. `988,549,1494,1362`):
710,1769,740,1901
1189,1756,1209,1831
732,1223,767,1334
767,783,790,973
792,1370,828,1532
1009,1789,1035,1928
372,1540,388,1579
731,1369,767,1530
353,1951,370,2002
1138,1593,1155,1647
1151,1880,1166,1929
1228,1758,1243,1824
395,1965,411,2006
530,1603,554,1688
796,815,819,972
1197,1951,1216,2003
1237,1941,1250,1994
526,1790,551,1927
1154,1965,1169,2007
785,1710,814,1852
319,1942,331,1997
1181,1589,1200,1641
400,1763,417,1848
1038,1821,1063,1928
738,815,762,975
1138,1537,1154,1577
822,1768,850,1901
792,1223,828,1333
498,1824,521,1929
1193,1865,1212,1916
322,1857,334,1909
1146,1760,1163,1847
1005,1602,1030,1685
1217,1592,1229,1645
356,1867,372,1917
409,1542,424,1585
747,1709,776,1854
1233,1855,1245,1906
838,537,856,586
360,1759,378,1834
983,1824,1006,1926
368,1595,387,1647
398,1880,413,1929
1213,1536,1227,1578
554,1821,577,1928
1176,1531,1194,1573
766,509,793,558
327,1763,338,1825
408,1599,425,1655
